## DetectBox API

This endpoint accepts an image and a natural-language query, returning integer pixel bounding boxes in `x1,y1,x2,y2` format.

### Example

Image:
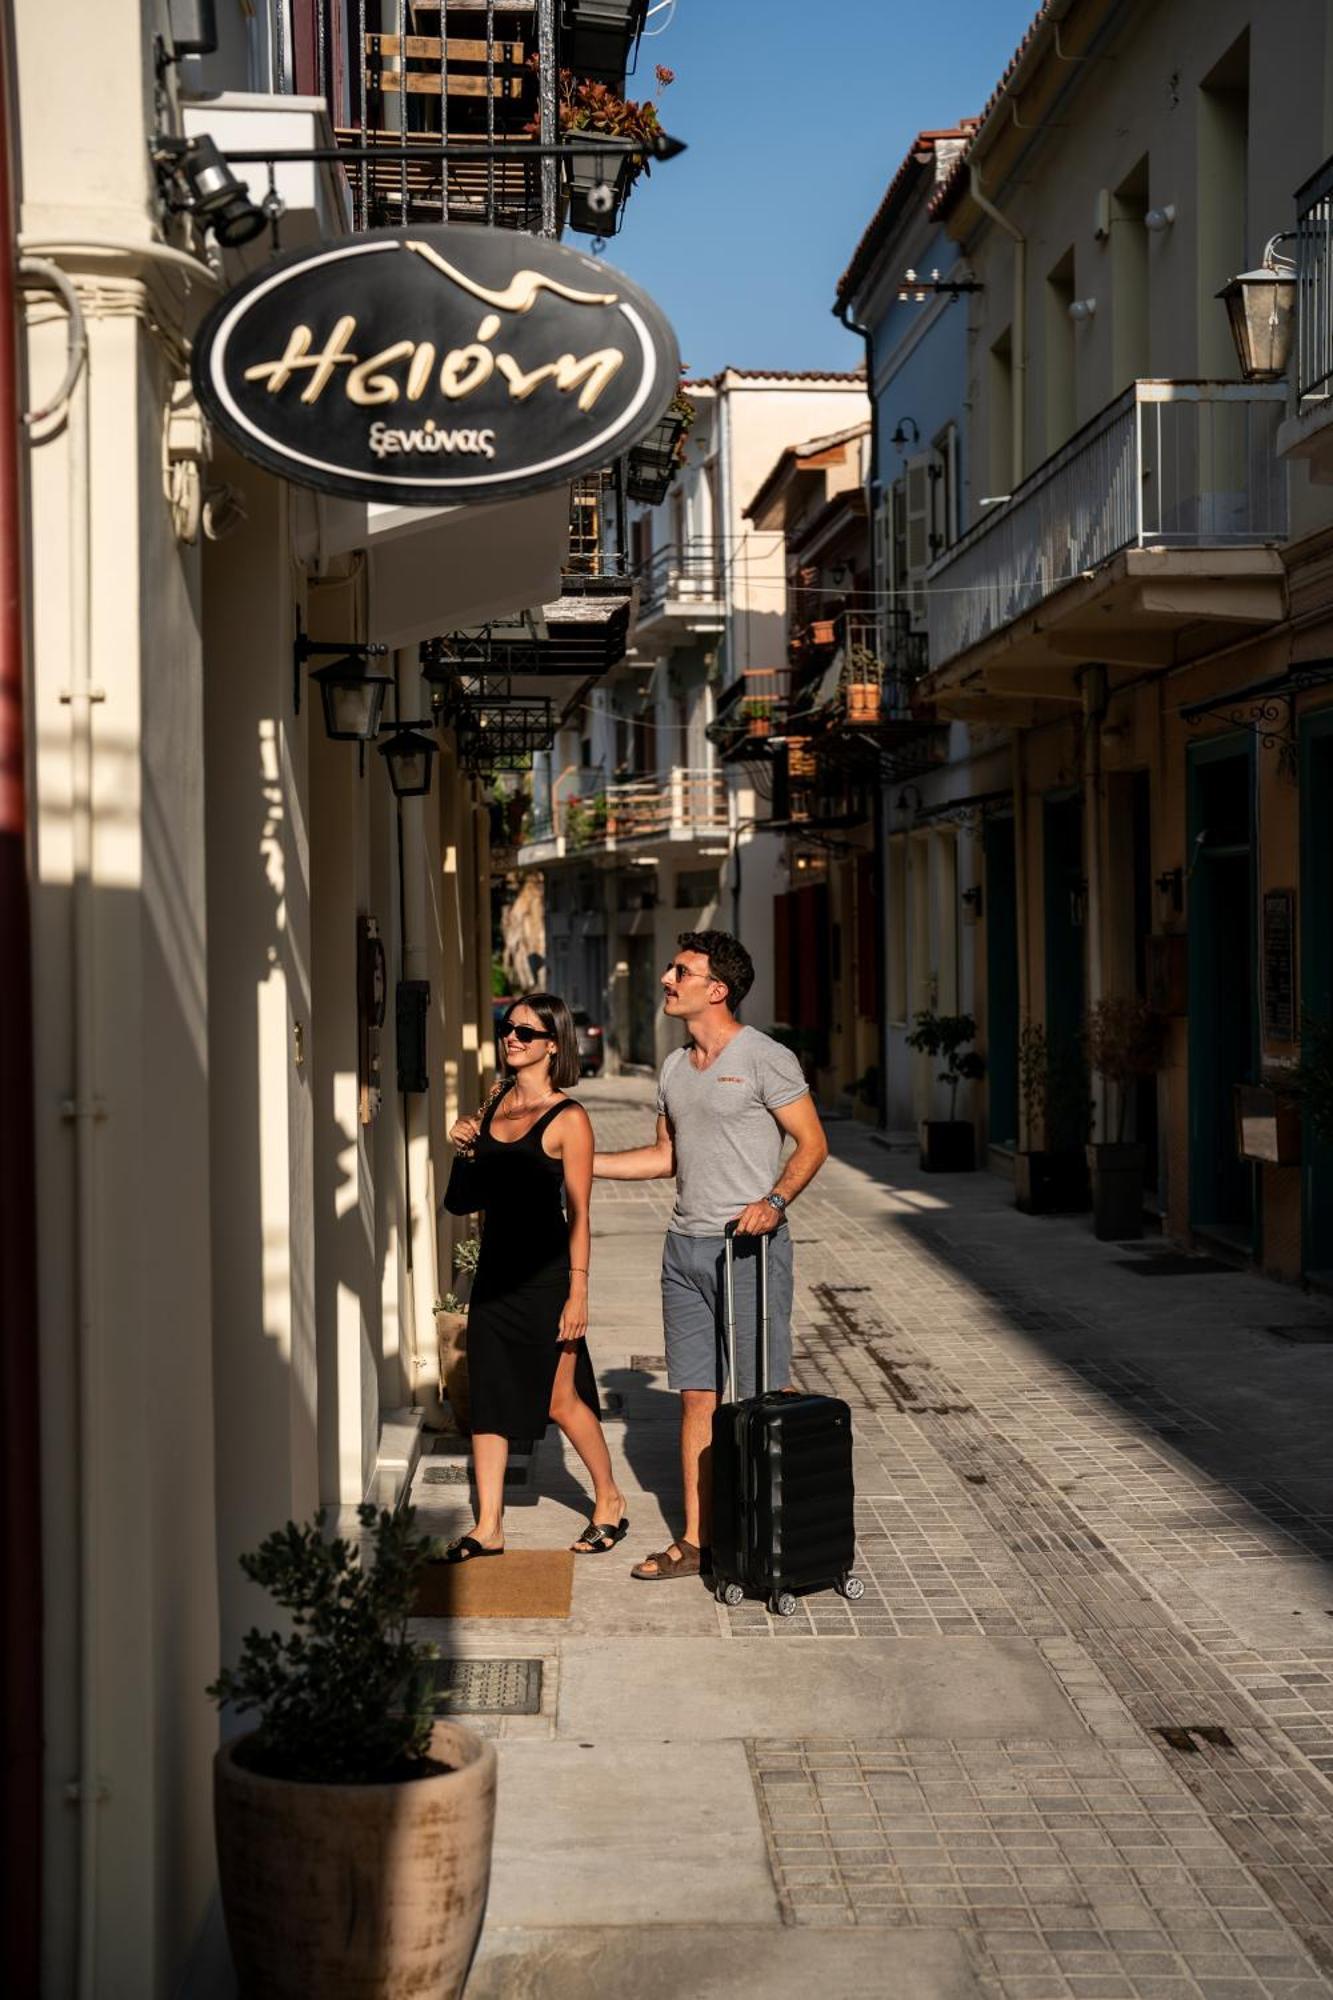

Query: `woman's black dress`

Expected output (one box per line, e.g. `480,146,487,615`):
451,1093,600,1442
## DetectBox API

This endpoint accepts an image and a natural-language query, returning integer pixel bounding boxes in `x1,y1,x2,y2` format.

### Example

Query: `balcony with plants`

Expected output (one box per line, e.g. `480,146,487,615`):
922,379,1289,710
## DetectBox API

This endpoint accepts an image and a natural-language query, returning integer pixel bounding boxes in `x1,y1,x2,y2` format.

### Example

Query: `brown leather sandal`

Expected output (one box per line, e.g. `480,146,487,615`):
631,1539,701,1581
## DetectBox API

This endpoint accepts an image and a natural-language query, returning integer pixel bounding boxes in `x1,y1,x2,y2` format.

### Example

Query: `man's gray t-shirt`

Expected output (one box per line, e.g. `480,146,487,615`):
655,1026,809,1237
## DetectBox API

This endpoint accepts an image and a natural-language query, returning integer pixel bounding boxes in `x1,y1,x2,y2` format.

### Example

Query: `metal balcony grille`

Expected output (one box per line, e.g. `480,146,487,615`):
1296,153,1333,401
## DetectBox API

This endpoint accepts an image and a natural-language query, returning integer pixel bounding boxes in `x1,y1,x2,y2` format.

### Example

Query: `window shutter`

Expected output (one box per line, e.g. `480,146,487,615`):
904,451,943,633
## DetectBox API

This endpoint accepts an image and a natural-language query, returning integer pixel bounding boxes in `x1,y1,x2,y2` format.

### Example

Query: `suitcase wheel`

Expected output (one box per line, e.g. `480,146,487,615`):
839,1574,866,1602
716,1581,745,1608
768,1590,798,1618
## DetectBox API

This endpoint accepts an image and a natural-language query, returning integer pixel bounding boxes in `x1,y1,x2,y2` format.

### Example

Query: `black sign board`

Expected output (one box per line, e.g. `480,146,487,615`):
1262,887,1296,1042
192,225,679,505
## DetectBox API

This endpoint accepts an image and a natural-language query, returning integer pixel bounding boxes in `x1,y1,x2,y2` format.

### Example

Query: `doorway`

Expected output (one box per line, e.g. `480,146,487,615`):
1301,712,1333,1279
984,815,1019,1147
626,932,659,1067
1130,771,1160,1192
1043,794,1086,1065
1187,738,1256,1247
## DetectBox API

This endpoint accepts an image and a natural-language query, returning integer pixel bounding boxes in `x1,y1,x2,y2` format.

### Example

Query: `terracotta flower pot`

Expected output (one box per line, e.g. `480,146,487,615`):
434,1309,471,1436
215,1722,497,2000
846,681,881,724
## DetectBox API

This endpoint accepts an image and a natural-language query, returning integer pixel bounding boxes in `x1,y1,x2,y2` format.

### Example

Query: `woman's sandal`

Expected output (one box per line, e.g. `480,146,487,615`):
572,1517,629,1555
443,1535,505,1564
631,1539,703,1581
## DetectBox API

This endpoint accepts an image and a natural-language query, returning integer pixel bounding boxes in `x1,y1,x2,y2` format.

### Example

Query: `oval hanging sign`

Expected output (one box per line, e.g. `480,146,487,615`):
191,225,680,505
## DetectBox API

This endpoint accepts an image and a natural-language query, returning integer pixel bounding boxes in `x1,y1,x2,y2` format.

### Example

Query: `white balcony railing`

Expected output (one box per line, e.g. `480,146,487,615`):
636,540,720,617
518,767,727,861
926,380,1288,670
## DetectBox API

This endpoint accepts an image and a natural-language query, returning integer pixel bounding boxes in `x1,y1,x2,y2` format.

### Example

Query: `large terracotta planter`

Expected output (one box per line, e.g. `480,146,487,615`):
845,681,881,724
215,1722,497,2000
434,1309,471,1435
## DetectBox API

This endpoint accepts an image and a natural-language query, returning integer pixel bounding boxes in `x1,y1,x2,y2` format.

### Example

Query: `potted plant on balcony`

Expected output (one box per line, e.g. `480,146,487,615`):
907,1011,986,1171
210,1507,496,2000
743,697,774,739
1084,994,1167,1240
843,644,882,725
1014,1020,1093,1214
540,63,673,236
434,1232,481,1435
564,791,608,848
625,384,695,503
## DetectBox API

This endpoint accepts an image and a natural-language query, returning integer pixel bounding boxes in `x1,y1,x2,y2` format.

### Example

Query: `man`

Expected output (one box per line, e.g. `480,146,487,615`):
592,930,829,1580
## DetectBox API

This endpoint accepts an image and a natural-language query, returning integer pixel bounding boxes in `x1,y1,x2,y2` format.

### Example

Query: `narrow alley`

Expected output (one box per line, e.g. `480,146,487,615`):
410,1079,1333,1999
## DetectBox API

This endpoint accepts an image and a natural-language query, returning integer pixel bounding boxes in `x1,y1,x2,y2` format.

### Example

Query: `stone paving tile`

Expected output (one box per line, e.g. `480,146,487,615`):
748,1738,1329,1996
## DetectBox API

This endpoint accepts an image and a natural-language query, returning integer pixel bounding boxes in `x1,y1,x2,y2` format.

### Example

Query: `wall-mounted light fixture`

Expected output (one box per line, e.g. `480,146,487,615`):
293,615,391,738
1154,865,1183,915
151,132,268,247
377,726,439,799
895,784,924,813
1144,203,1176,233
889,416,920,451
1067,297,1097,322
961,883,984,922
1218,234,1296,382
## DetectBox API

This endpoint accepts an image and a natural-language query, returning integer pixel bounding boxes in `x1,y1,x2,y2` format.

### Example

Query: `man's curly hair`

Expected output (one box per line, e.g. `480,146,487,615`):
677,930,754,1015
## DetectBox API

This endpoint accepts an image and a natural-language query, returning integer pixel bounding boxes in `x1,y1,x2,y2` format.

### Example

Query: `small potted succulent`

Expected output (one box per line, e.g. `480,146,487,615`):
210,1508,495,2000
907,1011,986,1171
1084,994,1167,1240
434,1233,481,1435
1014,1020,1093,1214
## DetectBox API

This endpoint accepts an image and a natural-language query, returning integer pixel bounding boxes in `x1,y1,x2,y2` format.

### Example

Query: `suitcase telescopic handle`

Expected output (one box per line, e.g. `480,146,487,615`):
723,1220,770,1401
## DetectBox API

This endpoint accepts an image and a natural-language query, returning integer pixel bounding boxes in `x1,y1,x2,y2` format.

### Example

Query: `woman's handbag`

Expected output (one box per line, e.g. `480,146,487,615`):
443,1077,509,1215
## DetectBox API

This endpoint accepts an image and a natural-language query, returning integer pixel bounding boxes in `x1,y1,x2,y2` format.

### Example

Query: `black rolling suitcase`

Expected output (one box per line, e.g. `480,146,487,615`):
710,1222,863,1618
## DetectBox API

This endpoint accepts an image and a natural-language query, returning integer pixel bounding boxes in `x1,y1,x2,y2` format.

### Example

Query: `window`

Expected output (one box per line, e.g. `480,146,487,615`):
1198,33,1249,377
1044,248,1076,452
887,835,908,1024
931,423,959,554
989,326,1014,495
1111,156,1150,390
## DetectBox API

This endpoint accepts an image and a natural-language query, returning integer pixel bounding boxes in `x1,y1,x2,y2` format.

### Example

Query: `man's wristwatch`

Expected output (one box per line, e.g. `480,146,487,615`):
764,1191,788,1215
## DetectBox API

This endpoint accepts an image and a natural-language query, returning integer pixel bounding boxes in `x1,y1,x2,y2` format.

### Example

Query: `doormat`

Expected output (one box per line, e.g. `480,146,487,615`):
1115,1254,1239,1277
430,1658,542,1714
414,1549,575,1620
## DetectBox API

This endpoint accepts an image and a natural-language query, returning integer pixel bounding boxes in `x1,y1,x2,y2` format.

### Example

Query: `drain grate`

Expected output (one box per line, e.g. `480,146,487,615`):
421,1462,530,1488
1116,1254,1239,1277
629,1354,668,1373
430,1658,542,1715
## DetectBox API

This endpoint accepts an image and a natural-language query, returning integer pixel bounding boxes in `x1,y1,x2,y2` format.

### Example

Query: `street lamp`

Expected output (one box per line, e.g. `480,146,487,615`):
377,725,439,799
1218,235,1296,382
310,656,393,743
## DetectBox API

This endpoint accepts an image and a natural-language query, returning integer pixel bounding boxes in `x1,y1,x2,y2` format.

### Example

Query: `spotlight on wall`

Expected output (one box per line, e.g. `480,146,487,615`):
154,133,268,247
1067,297,1097,322
1144,203,1176,233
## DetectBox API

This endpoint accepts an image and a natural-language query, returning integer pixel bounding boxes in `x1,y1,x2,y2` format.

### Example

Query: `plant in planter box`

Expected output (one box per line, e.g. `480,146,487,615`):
1014,1020,1093,1214
906,1011,986,1171
742,697,774,738
1084,994,1166,1240
209,1506,496,2000
537,62,673,236
564,790,608,848
842,643,883,725
435,1232,481,1434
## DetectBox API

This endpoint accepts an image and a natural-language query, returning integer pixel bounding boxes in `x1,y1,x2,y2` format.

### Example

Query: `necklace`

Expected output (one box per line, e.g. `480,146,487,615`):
496,1087,558,1122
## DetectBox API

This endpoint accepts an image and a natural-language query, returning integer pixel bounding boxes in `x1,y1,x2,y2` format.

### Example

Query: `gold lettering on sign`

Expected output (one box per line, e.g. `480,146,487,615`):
493,348,626,412
440,343,495,399
243,316,359,401
402,241,618,313
347,340,418,406
406,343,437,400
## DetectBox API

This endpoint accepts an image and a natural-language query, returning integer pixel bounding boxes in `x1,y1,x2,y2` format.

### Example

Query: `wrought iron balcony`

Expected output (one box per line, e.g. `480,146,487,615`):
926,380,1287,672
708,668,790,760
1296,153,1333,402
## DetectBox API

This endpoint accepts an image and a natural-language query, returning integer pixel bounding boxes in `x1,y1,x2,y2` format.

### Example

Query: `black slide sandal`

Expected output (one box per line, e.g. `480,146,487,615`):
572,1518,629,1555
443,1535,505,1564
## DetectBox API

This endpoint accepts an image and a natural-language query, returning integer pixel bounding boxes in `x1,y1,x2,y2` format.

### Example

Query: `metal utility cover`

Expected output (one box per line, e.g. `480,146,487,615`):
431,1658,543,1715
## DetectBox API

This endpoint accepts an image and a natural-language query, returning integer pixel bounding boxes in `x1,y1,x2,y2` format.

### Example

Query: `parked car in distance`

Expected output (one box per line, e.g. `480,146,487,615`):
572,1008,604,1077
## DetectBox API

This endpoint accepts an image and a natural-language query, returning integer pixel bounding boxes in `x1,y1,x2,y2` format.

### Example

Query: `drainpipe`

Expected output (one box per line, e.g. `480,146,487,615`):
968,163,1026,491
0,29,44,1991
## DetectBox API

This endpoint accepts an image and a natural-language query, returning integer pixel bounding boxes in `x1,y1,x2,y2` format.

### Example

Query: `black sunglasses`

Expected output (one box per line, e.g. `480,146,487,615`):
502,1021,552,1045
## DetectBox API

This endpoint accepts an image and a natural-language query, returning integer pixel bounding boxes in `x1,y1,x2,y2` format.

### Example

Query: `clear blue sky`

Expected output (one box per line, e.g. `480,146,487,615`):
600,0,1033,376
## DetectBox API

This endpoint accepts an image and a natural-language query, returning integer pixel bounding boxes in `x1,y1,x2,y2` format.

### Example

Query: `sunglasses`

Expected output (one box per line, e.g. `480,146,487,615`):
665,962,711,983
502,1022,552,1046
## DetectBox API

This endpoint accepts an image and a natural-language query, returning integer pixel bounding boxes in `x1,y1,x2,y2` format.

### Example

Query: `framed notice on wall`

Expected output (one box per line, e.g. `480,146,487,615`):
1262,888,1296,1043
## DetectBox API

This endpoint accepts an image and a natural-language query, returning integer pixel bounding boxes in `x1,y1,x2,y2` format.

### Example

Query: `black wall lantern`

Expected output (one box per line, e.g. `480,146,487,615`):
560,1,650,84
378,725,439,798
294,614,391,739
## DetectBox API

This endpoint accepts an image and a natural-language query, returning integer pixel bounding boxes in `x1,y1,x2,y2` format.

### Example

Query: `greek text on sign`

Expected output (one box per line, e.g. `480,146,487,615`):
191,227,680,505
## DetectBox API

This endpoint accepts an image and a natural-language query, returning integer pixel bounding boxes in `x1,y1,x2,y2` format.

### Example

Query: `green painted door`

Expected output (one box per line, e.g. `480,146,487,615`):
984,815,1019,1146
1187,737,1256,1247
1301,712,1333,1277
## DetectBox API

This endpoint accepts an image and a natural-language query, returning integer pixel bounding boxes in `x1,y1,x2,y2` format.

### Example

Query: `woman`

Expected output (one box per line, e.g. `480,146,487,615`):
443,993,627,1561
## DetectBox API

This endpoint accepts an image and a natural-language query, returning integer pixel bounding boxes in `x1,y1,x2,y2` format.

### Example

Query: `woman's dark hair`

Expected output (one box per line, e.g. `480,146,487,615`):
501,992,581,1090
677,930,754,1014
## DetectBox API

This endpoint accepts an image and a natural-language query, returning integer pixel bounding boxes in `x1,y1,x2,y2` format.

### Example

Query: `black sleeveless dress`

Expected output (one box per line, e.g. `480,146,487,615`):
462,1093,601,1442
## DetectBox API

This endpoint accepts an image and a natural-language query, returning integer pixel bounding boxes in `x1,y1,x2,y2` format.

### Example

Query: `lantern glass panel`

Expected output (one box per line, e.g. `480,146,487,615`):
1219,270,1296,383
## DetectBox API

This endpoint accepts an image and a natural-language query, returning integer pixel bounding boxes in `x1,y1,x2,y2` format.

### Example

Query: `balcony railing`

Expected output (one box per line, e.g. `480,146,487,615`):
523,767,726,852
636,540,721,618
1297,154,1333,400
926,380,1288,670
319,0,559,234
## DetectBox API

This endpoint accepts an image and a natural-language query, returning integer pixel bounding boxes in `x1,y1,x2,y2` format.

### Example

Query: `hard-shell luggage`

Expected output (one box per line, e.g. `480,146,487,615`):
710,1222,863,1618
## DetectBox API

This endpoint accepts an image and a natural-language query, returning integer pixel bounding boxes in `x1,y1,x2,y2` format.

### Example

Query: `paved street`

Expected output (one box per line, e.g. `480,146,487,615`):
412,1078,1333,2000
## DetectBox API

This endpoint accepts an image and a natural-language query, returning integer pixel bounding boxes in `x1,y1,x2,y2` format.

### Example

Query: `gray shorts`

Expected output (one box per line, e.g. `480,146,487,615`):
660,1228,794,1402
